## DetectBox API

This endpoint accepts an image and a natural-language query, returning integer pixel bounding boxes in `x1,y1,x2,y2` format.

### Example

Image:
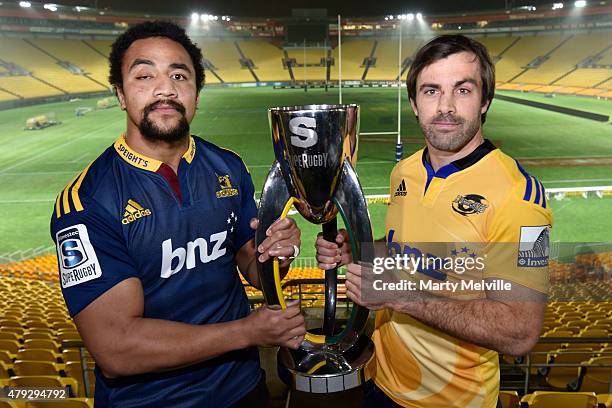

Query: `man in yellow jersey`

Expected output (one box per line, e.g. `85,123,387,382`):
316,35,551,408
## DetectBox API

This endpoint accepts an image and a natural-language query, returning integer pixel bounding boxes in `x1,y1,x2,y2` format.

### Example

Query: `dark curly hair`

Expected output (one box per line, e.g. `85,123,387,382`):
109,20,205,93
406,35,495,124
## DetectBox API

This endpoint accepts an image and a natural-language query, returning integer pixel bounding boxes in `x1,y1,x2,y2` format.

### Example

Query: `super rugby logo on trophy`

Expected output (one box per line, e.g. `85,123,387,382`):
256,104,374,394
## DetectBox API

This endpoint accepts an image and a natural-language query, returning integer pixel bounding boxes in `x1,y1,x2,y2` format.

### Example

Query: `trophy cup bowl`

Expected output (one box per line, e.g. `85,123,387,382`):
256,104,374,393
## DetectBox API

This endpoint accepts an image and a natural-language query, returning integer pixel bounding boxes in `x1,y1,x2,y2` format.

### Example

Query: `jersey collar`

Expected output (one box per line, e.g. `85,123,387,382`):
113,134,196,172
422,138,497,178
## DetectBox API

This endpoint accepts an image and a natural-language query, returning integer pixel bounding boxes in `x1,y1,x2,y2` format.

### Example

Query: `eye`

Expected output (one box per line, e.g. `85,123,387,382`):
171,73,186,80
457,88,471,95
136,74,152,80
423,89,437,96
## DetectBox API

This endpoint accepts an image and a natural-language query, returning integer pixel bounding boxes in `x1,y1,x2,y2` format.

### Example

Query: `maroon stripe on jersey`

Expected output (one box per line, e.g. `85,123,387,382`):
157,163,183,204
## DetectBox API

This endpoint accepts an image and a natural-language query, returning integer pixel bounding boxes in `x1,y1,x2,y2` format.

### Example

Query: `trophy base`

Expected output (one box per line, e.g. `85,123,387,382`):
277,337,374,394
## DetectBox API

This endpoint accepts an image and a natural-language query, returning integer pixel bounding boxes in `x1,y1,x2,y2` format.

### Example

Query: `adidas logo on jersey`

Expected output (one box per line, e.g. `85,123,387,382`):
121,199,152,225
394,179,407,197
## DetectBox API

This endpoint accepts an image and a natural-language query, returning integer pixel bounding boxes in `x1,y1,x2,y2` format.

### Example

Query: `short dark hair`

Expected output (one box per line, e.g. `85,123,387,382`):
406,34,495,123
109,20,205,93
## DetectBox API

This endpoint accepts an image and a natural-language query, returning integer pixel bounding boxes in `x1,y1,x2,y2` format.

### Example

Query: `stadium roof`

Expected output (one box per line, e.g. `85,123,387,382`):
79,0,588,18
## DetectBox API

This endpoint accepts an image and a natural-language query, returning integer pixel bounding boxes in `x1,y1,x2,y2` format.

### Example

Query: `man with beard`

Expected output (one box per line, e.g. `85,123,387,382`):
50,21,305,407
316,35,552,407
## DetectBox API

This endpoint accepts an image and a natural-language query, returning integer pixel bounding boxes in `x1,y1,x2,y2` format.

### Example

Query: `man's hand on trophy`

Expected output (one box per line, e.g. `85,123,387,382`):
245,299,306,350
250,217,301,267
315,229,352,270
345,263,386,311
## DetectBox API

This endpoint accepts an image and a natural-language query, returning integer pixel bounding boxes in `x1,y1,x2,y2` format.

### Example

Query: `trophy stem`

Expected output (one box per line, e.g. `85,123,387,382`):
322,218,338,336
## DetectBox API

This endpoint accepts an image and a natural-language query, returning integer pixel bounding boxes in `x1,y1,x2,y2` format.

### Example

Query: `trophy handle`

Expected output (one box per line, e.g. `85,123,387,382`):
256,161,292,306
325,160,373,346
322,219,338,337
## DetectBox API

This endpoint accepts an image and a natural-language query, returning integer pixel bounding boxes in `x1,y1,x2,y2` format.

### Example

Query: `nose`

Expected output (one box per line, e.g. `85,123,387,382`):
437,90,455,116
153,76,177,98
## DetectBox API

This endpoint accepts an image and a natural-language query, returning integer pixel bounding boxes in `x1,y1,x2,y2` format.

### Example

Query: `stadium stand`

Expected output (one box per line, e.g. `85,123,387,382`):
366,38,422,81
329,39,373,81
238,40,290,82
28,39,111,89
0,39,108,95
196,38,255,83
286,47,328,82
518,33,611,86
494,34,572,83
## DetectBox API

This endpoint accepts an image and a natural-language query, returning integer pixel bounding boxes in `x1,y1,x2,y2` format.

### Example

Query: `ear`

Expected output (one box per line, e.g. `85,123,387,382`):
115,86,126,111
481,99,491,114
409,97,419,119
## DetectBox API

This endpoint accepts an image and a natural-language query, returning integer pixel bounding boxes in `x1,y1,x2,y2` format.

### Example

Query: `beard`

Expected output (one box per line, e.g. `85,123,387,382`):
138,99,190,143
419,113,481,152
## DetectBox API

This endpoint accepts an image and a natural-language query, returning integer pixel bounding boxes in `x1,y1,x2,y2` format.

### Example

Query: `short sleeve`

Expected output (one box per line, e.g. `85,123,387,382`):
484,195,553,294
234,161,258,250
50,201,139,317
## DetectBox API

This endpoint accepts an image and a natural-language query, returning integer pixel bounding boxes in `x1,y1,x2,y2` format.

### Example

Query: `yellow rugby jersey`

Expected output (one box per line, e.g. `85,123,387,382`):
368,139,552,408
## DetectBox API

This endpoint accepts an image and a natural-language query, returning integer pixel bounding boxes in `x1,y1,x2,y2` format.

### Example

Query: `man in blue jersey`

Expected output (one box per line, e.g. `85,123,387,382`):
50,21,305,407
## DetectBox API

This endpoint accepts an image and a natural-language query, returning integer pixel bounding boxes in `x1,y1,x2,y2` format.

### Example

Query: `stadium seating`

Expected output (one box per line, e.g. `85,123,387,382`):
494,35,572,82
286,47,328,81
28,39,110,89
518,33,610,85
520,391,598,407
238,40,290,82
329,39,373,81
499,390,520,408
366,38,422,81
197,38,254,83
0,39,108,95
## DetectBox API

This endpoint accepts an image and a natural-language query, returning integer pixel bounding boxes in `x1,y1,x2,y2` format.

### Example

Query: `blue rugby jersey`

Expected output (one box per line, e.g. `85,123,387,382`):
50,135,261,407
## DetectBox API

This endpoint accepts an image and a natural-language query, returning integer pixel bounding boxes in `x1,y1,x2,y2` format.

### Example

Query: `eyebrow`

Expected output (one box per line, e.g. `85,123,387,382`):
129,58,154,72
419,78,478,91
128,59,192,74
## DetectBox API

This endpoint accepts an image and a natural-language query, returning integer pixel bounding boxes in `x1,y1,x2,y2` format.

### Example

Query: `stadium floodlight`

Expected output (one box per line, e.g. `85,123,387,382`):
407,13,414,21
552,2,564,9
574,0,586,6
416,12,423,20
19,1,31,7
43,3,57,11
200,14,209,21
191,12,199,22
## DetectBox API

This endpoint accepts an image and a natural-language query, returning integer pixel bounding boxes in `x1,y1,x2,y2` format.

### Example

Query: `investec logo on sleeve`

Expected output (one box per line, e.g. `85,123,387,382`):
56,224,102,288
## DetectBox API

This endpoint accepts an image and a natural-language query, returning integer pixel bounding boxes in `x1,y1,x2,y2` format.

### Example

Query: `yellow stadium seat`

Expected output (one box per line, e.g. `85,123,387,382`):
0,360,14,378
0,350,13,364
13,360,61,376
0,339,21,354
576,356,612,393
56,331,81,343
65,361,96,397
0,332,21,341
23,332,54,341
545,348,592,389
499,390,519,408
25,399,93,408
22,340,59,352
16,349,59,363
9,376,79,398
0,401,26,408
597,394,612,408
520,391,597,408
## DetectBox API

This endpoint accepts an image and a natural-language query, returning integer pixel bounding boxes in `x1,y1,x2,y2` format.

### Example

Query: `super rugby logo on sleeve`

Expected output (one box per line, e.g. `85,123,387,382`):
56,224,102,288
518,225,550,268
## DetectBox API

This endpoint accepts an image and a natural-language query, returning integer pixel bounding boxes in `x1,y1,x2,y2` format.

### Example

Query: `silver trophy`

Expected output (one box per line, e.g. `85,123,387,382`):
256,104,374,394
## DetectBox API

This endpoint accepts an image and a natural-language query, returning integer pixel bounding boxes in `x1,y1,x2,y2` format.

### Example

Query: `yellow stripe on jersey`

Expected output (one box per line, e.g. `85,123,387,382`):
70,162,93,212
54,194,62,218
61,173,80,215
